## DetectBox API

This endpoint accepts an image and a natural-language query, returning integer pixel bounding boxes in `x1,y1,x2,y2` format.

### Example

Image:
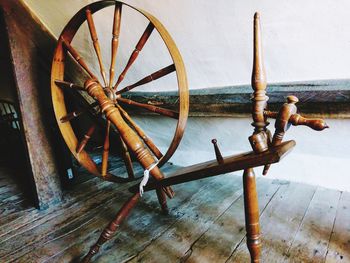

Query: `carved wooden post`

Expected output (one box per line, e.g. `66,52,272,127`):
243,168,261,262
82,193,140,262
243,12,267,262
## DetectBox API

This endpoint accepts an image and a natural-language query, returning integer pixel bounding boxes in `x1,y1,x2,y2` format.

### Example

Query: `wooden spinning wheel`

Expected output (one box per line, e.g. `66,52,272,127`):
51,0,189,182
50,2,329,262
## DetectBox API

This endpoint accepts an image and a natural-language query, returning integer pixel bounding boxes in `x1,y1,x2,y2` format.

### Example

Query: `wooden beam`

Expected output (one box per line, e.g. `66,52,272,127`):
129,140,296,193
122,79,350,118
0,0,63,209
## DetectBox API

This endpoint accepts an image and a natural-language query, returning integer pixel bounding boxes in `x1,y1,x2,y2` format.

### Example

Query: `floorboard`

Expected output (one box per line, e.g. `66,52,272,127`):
285,187,341,262
182,178,281,263
325,192,350,263
227,182,317,262
0,164,348,263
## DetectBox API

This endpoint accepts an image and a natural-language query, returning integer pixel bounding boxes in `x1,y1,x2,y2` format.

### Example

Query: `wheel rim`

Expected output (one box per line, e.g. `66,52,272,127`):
51,0,189,182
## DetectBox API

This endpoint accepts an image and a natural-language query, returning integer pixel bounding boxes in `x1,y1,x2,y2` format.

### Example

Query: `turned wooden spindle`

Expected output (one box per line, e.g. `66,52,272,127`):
119,136,135,179
76,124,96,154
101,121,111,176
113,22,155,90
109,2,122,88
211,139,224,164
243,168,262,263
82,193,140,263
117,97,179,119
263,95,298,175
61,37,98,81
116,64,176,95
60,101,99,123
60,110,84,123
54,80,86,91
86,8,107,86
84,79,173,199
243,12,265,263
251,12,269,134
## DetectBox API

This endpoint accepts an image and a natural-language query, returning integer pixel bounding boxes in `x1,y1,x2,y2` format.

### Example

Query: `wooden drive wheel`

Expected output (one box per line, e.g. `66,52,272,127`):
51,0,189,182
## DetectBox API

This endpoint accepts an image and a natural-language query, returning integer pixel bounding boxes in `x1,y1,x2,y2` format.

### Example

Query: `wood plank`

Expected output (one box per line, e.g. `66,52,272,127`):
325,192,350,263
0,176,113,241
22,175,217,262
182,178,282,263
1,1,63,208
0,180,130,260
124,174,244,263
123,79,350,118
227,182,316,262
284,187,341,262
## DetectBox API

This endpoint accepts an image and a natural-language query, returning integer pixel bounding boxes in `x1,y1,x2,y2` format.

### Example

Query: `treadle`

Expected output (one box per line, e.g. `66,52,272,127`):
129,140,296,193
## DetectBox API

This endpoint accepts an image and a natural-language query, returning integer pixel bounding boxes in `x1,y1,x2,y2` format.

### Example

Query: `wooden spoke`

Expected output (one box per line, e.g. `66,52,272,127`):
116,64,176,95
60,101,99,123
109,2,122,88
60,109,84,123
117,97,179,119
86,8,107,86
117,104,163,159
76,124,96,154
101,121,111,176
113,22,155,90
54,80,85,91
119,136,135,179
61,36,99,80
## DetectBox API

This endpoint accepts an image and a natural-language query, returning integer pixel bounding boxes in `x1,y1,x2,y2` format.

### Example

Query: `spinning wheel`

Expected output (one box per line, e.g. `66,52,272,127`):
51,2,328,262
51,0,189,182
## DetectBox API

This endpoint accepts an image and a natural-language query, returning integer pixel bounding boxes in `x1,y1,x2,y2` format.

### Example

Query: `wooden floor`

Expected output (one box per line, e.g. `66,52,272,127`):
0,163,349,263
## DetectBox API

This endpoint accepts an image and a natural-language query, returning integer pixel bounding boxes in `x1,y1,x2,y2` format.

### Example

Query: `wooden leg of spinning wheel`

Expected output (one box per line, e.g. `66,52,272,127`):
119,136,135,179
243,168,261,263
82,193,140,263
156,187,169,215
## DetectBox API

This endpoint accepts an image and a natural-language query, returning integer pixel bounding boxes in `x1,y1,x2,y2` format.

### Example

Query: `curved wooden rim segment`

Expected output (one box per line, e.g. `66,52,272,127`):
51,0,188,178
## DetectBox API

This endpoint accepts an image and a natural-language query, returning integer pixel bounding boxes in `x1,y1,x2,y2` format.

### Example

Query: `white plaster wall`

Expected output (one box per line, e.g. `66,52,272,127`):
23,0,350,90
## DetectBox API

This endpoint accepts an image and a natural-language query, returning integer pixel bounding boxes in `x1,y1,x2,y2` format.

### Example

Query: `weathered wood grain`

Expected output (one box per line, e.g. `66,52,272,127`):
182,178,281,263
1,0,63,208
325,192,350,263
32,170,213,262
125,174,244,263
1,171,348,263
284,187,341,262
0,181,130,260
227,182,316,262
123,79,350,118
0,175,112,240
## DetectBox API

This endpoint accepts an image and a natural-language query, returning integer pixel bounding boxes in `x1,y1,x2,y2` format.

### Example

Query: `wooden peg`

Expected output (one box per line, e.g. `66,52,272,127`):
211,139,224,164
263,95,298,175
289,114,329,131
76,124,96,154
265,110,329,131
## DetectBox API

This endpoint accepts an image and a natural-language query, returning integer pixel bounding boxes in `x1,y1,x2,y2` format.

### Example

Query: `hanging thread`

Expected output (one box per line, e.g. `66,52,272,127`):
139,161,159,196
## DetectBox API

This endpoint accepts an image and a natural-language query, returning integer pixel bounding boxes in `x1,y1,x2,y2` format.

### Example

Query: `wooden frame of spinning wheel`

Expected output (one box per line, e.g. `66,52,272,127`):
51,0,189,185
